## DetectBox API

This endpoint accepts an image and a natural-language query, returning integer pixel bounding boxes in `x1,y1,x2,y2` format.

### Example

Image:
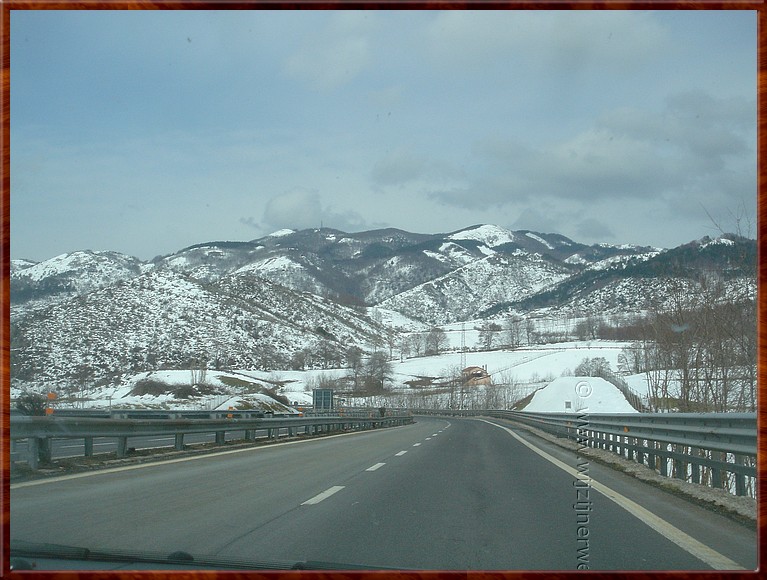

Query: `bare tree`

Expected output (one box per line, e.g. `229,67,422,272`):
503,315,524,348
477,322,502,350
364,352,393,394
425,327,449,356
346,346,364,392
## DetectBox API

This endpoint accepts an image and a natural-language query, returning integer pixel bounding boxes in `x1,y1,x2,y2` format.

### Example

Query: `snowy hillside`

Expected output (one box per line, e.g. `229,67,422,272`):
107,370,302,412
378,251,570,324
12,340,643,413
11,269,393,392
10,250,145,309
447,224,517,247
9,226,756,397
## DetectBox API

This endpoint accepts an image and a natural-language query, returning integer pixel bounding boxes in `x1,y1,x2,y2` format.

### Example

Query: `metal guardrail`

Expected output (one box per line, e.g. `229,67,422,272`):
10,414,414,469
19,407,387,420
415,409,757,497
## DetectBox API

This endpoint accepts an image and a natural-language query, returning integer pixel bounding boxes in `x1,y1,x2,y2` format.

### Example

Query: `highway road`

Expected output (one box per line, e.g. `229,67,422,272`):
10,416,757,570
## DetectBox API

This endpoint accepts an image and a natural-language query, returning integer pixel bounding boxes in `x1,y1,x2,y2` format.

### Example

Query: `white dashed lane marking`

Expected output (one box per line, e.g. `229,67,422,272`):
366,463,386,472
395,451,407,456
301,486,345,505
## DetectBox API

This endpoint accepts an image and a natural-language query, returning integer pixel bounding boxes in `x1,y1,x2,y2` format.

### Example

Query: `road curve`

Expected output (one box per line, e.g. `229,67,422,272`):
11,416,756,570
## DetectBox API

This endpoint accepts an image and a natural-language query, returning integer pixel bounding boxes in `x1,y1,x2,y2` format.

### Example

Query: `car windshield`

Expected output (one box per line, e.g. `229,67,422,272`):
6,7,758,573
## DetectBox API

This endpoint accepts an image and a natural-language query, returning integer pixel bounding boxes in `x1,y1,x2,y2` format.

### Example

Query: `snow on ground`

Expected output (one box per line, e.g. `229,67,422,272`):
32,369,301,413
521,376,638,413
368,307,430,332
235,255,300,275
14,340,644,413
448,224,516,247
525,232,554,249
268,229,295,237
391,341,629,385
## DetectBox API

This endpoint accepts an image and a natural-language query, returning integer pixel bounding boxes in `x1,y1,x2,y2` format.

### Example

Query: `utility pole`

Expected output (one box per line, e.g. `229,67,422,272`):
460,322,466,370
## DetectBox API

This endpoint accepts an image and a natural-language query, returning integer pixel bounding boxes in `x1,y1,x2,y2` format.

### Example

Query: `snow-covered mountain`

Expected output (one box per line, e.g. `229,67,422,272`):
11,250,146,310
377,250,571,324
482,233,756,318
11,269,394,392
9,225,756,393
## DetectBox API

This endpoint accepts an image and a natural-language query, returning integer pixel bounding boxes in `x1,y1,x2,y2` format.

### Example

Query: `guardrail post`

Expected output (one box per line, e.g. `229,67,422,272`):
734,455,746,496
635,442,643,467
116,436,128,458
245,429,254,441
28,438,40,469
215,431,225,445
690,448,701,484
647,442,656,472
626,437,634,461
673,445,684,480
83,437,93,457
175,434,184,451
711,466,722,489
659,444,668,477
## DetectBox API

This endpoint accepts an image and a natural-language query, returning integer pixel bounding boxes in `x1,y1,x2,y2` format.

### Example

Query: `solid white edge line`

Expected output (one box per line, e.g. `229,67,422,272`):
478,419,745,571
301,485,345,505
366,462,386,471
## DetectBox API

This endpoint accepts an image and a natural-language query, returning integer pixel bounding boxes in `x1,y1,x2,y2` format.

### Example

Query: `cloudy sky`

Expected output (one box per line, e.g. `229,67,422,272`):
10,9,756,261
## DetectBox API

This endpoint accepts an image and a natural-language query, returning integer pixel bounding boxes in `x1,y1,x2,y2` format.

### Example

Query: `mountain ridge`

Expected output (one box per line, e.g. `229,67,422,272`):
9,225,756,392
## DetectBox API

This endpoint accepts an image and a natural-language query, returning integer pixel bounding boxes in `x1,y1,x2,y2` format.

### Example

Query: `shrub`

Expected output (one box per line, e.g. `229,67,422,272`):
131,379,170,397
15,391,48,415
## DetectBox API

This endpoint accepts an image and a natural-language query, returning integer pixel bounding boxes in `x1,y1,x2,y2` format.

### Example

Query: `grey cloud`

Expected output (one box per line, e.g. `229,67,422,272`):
282,12,374,92
371,149,466,191
429,90,754,213
239,216,260,231
371,151,430,187
575,218,615,241
510,205,564,235
599,92,754,170
262,189,368,233
263,189,323,230
425,11,669,73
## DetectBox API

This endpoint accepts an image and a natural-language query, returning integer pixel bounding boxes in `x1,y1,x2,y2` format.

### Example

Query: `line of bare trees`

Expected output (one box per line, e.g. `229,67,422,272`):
622,275,756,412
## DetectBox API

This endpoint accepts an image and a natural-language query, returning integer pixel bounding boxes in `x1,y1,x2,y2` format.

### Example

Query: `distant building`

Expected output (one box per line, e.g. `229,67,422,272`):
462,366,491,386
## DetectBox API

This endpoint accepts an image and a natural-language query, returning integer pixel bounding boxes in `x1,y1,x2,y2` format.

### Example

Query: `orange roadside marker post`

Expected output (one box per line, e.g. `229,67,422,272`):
46,392,57,415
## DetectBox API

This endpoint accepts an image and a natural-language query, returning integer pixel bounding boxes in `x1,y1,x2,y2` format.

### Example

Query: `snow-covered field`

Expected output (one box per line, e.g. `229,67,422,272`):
522,376,638,413
13,340,644,414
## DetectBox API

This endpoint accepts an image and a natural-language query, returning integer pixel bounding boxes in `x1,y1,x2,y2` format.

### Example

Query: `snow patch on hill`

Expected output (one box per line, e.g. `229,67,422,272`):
15,250,141,287
448,225,516,248
523,376,638,413
525,232,555,249
268,229,295,237
11,259,37,273
237,255,300,274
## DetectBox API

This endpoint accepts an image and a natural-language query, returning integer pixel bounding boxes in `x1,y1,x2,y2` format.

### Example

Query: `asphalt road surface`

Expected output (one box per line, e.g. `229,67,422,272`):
10,416,757,570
